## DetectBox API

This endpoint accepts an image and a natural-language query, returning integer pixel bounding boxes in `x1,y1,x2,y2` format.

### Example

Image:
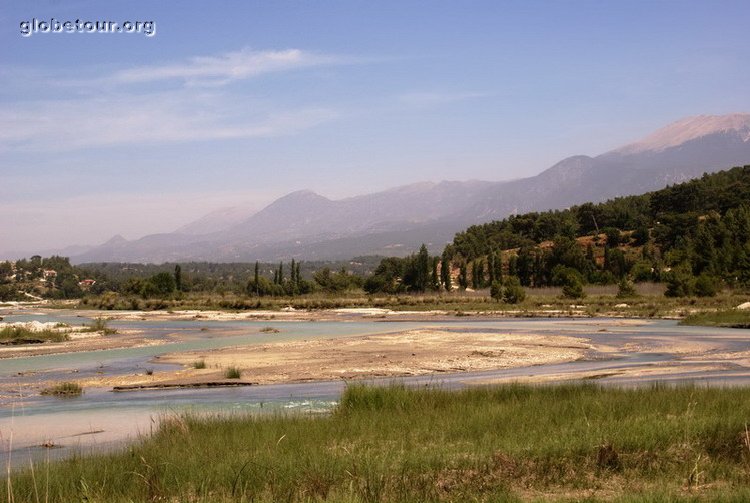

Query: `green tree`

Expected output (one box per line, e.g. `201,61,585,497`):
694,273,721,297
440,252,452,291
148,272,176,297
415,244,430,292
664,265,695,297
458,261,468,290
603,227,621,248
490,280,503,302
253,261,260,296
174,264,182,291
502,276,526,304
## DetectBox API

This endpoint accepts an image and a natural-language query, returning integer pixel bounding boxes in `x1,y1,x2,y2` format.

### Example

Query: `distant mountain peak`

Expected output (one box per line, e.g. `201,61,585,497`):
614,113,750,155
103,234,127,246
275,189,330,203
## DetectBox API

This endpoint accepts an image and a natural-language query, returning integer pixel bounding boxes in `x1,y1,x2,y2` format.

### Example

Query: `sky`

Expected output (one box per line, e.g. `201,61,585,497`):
1,0,749,255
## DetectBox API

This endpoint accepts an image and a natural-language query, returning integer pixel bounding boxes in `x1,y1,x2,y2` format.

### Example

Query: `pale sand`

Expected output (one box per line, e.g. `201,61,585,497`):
125,329,594,387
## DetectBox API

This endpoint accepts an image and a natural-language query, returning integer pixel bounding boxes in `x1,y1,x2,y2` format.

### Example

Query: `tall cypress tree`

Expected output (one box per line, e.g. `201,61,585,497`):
440,252,452,291
492,252,503,284
488,254,496,285
174,264,182,291
416,244,430,292
254,261,260,295
459,261,468,289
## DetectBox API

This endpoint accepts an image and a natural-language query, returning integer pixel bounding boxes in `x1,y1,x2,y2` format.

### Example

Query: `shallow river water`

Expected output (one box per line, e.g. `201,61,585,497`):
1,310,749,467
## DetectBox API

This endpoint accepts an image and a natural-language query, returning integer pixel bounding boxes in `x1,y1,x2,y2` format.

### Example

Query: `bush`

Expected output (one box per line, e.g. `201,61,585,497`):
694,273,721,297
616,278,637,298
630,261,654,283
40,382,82,397
85,316,117,335
224,366,242,379
192,359,206,369
490,280,503,302
664,266,695,297
554,266,586,299
602,227,621,247
562,278,585,299
502,277,526,304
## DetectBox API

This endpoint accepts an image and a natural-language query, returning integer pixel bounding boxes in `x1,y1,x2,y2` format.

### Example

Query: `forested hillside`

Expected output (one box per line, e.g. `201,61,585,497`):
436,165,750,296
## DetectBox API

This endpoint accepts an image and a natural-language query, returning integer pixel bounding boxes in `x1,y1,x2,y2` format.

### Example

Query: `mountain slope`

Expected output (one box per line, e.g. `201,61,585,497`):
72,113,750,263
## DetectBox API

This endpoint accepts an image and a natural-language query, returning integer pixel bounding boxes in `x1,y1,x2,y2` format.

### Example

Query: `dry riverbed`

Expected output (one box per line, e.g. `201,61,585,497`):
142,329,593,388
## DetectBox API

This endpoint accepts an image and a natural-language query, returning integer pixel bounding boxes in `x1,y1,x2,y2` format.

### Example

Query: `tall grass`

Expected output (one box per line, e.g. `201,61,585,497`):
0,326,68,344
39,382,83,397
681,309,750,328
83,316,117,335
223,366,241,379
9,383,750,502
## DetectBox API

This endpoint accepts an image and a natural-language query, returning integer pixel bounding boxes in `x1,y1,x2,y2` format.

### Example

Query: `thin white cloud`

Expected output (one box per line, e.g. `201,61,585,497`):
0,91,339,151
397,91,489,107
111,48,345,86
0,47,349,152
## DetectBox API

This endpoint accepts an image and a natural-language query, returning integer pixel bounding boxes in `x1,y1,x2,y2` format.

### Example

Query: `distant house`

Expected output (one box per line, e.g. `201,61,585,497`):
78,279,96,289
42,270,57,279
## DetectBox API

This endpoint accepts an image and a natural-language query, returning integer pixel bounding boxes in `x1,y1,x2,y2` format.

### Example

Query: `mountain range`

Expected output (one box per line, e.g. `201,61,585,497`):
71,113,750,264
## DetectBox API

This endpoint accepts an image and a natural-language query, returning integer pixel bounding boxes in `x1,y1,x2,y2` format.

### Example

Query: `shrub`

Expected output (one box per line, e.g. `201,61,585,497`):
664,266,695,297
694,273,721,297
40,382,82,397
616,278,637,298
192,359,206,369
85,316,117,335
630,261,654,283
554,266,586,299
490,280,503,302
224,366,242,379
502,277,526,304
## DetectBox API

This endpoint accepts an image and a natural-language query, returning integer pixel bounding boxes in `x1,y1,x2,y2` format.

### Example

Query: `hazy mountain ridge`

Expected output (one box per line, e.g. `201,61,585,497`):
71,113,750,263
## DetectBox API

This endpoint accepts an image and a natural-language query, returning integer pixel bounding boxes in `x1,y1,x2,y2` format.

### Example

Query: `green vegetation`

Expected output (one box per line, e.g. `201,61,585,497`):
11,383,750,501
192,359,207,369
681,309,750,328
439,165,750,297
0,326,68,344
39,382,82,397
83,316,117,335
224,366,242,379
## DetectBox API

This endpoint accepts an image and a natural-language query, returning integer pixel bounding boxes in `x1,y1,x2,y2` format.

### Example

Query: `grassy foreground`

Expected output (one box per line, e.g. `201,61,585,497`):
9,384,750,502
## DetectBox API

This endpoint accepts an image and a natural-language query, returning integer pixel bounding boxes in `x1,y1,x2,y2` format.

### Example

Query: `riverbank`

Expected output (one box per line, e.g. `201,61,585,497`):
2,306,749,396
8,383,750,502
14,287,748,321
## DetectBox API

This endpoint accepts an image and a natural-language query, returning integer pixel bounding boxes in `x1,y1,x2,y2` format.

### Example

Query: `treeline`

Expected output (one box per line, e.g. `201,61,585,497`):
0,255,88,300
0,257,379,301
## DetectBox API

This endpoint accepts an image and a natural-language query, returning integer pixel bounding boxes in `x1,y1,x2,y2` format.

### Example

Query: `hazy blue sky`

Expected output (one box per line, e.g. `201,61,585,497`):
2,0,749,253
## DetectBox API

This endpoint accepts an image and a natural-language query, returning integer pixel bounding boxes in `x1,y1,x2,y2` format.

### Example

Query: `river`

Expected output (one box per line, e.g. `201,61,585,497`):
1,310,749,468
